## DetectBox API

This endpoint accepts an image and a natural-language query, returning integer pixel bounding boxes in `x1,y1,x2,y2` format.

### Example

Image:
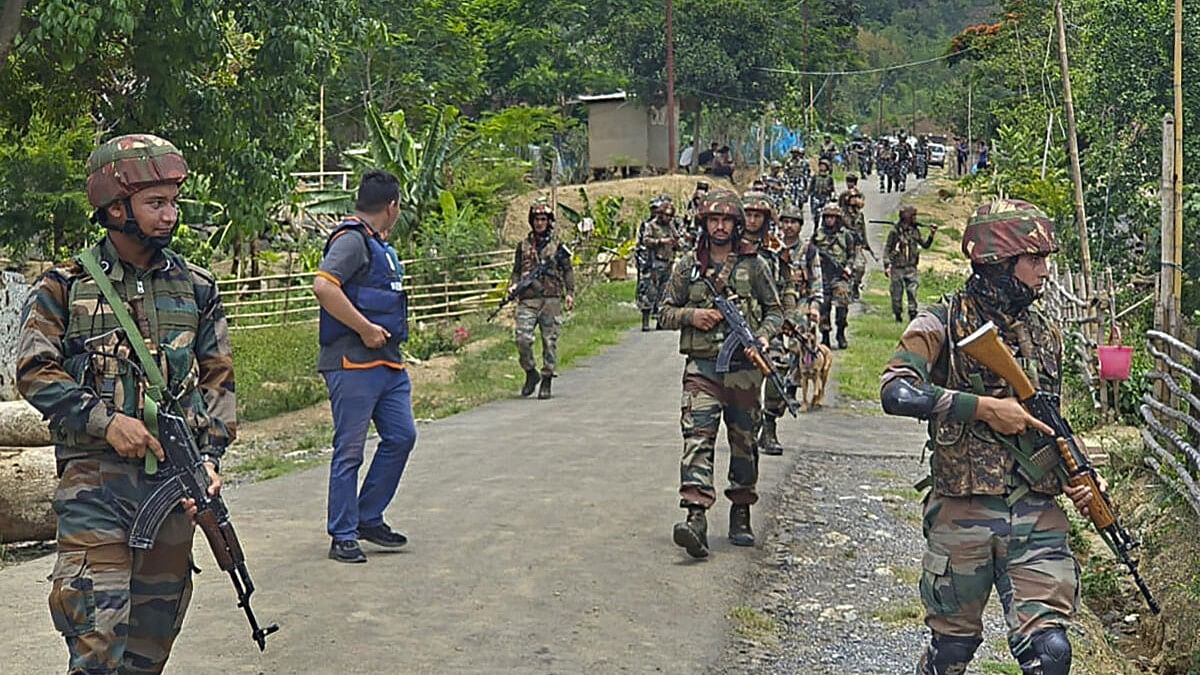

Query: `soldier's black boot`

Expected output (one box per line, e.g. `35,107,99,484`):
759,414,783,456
520,369,539,397
835,307,849,350
728,504,754,547
909,310,918,321
673,506,709,559
894,310,903,322
537,374,553,399
641,310,651,332
821,330,831,348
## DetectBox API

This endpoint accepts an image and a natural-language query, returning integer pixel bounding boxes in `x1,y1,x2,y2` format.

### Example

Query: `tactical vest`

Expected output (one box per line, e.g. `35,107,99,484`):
676,252,768,361
813,228,852,280
57,240,209,458
780,241,817,300
640,219,677,262
318,219,409,346
517,233,567,298
890,226,923,268
926,294,1064,497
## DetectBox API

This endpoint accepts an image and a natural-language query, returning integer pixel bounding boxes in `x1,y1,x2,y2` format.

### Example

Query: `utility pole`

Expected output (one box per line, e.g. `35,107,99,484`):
1055,0,1093,296
967,75,973,172
802,0,810,140
318,83,326,189
1172,0,1184,316
666,0,677,175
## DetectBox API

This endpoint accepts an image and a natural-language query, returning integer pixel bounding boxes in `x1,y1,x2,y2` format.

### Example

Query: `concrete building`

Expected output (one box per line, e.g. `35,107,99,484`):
577,92,677,174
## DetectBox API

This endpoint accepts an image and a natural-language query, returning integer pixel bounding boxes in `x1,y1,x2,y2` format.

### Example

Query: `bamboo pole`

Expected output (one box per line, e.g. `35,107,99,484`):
1173,0,1184,316
1055,0,1094,297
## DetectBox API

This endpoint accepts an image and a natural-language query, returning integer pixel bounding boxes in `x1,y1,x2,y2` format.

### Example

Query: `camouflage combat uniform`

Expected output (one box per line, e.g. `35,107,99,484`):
885,218,935,321
635,213,679,319
18,238,234,674
880,199,1078,675
784,153,810,207
838,188,870,300
808,166,835,224
512,230,575,377
811,205,855,348
740,193,790,456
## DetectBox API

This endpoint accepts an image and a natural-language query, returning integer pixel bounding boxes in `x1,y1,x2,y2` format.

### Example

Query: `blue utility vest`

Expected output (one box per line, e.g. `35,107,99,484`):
318,218,409,346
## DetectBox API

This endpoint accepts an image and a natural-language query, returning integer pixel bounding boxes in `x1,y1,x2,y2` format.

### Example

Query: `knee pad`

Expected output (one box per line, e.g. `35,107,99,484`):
919,633,982,675
1017,628,1072,675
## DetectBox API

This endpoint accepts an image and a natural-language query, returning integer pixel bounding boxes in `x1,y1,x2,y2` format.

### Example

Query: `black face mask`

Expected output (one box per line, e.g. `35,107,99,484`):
966,260,1040,318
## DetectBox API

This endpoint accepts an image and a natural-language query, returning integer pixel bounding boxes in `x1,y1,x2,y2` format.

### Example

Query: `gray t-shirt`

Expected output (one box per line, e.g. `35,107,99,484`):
317,226,406,371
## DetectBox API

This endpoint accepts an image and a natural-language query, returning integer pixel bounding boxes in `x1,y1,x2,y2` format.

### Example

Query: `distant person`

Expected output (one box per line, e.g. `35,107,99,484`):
956,138,969,176
976,142,990,171
313,169,417,563
698,142,719,170
678,141,695,172
711,145,735,183
509,199,575,399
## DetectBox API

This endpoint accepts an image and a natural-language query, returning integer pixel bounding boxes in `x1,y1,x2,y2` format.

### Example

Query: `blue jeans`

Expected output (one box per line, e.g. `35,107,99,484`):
323,367,417,541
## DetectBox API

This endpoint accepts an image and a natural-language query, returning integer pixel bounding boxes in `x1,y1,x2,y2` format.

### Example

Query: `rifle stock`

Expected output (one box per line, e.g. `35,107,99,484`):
955,322,1160,614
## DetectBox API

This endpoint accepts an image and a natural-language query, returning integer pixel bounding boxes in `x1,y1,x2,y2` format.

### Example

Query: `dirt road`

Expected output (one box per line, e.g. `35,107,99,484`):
0,177,914,675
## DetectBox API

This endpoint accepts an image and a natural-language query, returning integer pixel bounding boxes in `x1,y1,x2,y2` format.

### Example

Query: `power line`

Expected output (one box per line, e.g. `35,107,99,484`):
754,46,977,77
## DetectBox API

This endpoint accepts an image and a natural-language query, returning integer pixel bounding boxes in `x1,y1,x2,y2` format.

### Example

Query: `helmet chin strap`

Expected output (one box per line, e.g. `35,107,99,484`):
95,199,175,250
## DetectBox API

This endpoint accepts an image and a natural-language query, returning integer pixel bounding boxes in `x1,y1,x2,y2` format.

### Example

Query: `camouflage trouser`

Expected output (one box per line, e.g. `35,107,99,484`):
890,265,920,317
920,493,1079,659
515,297,562,376
49,457,195,674
762,340,791,419
851,251,867,297
819,280,851,333
679,358,762,508
636,260,672,313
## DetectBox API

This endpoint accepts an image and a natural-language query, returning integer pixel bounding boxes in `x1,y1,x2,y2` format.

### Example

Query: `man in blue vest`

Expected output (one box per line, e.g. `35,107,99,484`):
312,170,417,563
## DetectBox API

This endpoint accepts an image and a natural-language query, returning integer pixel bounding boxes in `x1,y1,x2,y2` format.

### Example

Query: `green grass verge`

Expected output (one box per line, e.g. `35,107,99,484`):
231,281,639,424
411,281,638,419
838,269,962,402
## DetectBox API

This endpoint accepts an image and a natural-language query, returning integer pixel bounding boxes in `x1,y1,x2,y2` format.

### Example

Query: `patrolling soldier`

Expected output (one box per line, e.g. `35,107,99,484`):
511,199,575,399
659,190,783,558
17,134,234,673
808,159,835,225
740,191,786,456
885,205,938,322
880,199,1104,675
760,203,823,455
784,147,811,208
683,181,711,251
636,197,680,331
838,176,872,301
811,203,855,350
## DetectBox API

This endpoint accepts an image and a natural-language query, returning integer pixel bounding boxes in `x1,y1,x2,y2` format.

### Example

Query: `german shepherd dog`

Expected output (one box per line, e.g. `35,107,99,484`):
789,325,833,411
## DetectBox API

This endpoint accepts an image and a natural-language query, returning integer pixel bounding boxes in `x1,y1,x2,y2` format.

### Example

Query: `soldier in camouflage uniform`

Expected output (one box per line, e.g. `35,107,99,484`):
784,147,811,209
636,198,680,331
740,191,786,456
659,190,783,558
885,205,938,322
682,181,710,252
837,176,872,301
880,199,1104,675
808,158,835,224
16,134,234,674
811,203,855,350
759,203,823,455
511,200,575,399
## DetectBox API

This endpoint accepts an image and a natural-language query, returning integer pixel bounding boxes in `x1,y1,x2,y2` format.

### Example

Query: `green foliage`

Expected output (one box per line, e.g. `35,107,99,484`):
230,324,324,422
170,224,214,269
0,112,95,257
405,324,465,361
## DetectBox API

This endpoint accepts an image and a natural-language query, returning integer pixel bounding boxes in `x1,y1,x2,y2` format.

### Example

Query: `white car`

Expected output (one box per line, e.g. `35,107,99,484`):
928,142,947,167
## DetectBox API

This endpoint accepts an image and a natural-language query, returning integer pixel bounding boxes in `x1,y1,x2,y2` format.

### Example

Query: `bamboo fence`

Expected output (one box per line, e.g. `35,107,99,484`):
1140,329,1200,520
218,239,623,331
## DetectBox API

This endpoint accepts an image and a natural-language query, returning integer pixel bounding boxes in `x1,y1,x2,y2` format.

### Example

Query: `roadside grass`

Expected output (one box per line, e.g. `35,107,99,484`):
978,661,1021,675
871,598,924,627
232,324,323,422
410,281,638,419
727,606,781,643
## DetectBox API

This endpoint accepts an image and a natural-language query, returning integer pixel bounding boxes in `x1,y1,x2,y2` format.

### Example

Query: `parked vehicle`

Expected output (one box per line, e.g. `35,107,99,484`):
928,142,947,167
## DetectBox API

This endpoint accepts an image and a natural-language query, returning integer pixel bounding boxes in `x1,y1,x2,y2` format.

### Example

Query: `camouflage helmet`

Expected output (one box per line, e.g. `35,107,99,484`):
845,173,858,183
769,160,783,169
961,199,1057,264
528,199,555,225
86,134,188,208
820,202,843,219
741,190,774,214
778,203,805,223
818,158,831,168
698,189,745,226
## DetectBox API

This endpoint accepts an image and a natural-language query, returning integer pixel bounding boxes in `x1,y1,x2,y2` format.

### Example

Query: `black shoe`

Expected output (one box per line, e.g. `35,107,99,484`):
728,504,755,547
821,331,831,348
329,539,367,563
357,523,408,548
641,310,651,332
759,415,783,456
521,369,539,397
894,311,903,323
538,374,553,399
837,330,849,350
673,506,709,559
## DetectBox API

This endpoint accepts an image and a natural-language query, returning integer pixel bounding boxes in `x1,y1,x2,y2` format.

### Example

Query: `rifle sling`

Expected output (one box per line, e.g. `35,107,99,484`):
78,249,167,474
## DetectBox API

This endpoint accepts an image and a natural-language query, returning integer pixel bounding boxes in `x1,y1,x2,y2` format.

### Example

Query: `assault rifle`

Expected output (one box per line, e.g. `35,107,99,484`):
128,407,281,649
957,322,1160,614
870,219,936,229
701,278,800,417
488,248,565,320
